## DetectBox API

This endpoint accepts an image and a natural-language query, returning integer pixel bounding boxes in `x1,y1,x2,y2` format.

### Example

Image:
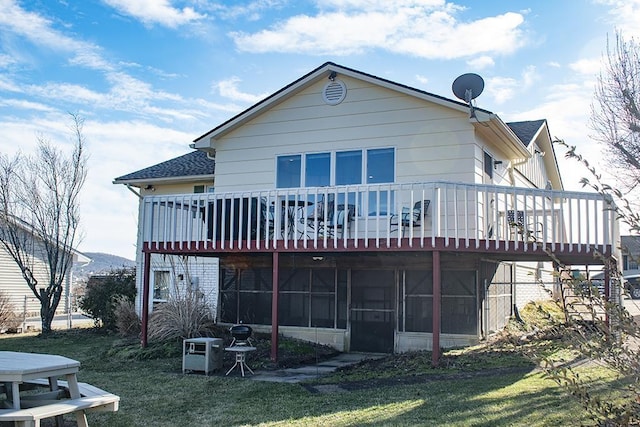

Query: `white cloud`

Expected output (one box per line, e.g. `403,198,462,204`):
569,58,603,76
230,3,528,59
415,74,429,85
466,56,495,70
597,0,640,38
0,0,112,72
0,98,56,112
103,0,206,28
486,66,538,104
214,77,270,104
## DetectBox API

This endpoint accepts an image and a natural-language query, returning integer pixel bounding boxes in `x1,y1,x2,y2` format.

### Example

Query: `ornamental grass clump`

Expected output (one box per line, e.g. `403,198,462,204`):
148,289,216,341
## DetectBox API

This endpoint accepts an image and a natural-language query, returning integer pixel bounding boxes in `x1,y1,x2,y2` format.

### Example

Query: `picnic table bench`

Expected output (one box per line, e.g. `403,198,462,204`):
0,380,119,427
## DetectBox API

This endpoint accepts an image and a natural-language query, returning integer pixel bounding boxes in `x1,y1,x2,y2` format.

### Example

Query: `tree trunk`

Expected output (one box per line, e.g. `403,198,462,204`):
40,288,54,334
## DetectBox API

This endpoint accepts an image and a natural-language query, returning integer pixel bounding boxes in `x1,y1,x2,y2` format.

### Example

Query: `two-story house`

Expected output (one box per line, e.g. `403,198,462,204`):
115,62,619,364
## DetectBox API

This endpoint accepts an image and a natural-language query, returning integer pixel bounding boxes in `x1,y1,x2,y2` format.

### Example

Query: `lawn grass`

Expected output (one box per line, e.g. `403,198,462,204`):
0,329,599,426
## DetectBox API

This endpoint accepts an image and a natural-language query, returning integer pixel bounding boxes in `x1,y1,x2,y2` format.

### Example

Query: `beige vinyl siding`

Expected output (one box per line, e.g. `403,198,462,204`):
142,181,213,196
213,76,479,192
0,245,64,317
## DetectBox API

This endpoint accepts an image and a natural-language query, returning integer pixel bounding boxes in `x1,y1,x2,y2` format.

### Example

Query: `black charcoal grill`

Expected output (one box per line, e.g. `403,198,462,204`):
230,324,253,346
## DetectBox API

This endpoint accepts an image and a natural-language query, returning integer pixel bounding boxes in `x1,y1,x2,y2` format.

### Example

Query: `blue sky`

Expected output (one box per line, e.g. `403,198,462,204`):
0,0,635,260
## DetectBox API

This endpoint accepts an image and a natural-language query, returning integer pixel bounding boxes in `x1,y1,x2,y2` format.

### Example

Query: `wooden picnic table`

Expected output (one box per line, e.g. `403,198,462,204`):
0,351,119,427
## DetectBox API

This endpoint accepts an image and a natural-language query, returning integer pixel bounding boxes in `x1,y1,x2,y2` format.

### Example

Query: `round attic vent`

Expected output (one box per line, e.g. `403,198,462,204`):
322,80,347,105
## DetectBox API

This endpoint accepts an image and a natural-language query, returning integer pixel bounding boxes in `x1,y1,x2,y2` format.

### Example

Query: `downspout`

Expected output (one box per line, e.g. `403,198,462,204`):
507,158,529,187
126,184,143,199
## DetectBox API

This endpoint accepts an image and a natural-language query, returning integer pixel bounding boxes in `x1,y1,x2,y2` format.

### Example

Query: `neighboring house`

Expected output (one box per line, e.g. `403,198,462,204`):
0,221,90,320
621,235,640,277
114,62,619,362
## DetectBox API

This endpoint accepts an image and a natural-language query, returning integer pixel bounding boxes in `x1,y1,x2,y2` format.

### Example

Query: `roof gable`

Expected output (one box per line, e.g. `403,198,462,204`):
193,62,496,147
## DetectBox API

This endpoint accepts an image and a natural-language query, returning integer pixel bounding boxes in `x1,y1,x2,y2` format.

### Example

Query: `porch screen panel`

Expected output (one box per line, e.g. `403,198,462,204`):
441,270,477,335
404,270,433,332
280,268,310,327
219,267,239,323
311,269,336,328
337,269,347,329
237,268,272,325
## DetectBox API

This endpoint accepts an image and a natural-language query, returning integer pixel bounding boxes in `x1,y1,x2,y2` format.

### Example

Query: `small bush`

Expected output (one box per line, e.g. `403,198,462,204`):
0,291,20,332
114,295,141,337
80,267,136,330
148,290,216,341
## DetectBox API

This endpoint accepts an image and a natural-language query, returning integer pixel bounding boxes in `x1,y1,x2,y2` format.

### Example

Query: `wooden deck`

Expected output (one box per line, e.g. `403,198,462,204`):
140,181,619,266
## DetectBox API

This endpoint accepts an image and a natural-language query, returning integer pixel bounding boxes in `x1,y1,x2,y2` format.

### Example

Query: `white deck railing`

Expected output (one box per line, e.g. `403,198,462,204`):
140,181,617,253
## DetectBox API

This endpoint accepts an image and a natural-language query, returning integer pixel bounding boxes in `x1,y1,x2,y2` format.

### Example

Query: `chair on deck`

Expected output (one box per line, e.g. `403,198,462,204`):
312,200,354,238
325,203,355,238
507,209,543,241
390,200,430,236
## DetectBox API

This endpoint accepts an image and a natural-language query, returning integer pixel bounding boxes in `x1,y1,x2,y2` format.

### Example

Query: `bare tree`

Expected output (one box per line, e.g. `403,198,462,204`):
517,32,640,425
0,114,88,333
591,31,640,195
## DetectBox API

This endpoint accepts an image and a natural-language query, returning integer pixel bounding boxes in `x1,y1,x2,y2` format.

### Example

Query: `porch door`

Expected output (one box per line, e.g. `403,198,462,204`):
350,270,395,353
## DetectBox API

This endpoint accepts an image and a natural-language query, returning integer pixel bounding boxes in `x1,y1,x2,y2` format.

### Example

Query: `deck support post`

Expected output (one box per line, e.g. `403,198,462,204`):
432,250,441,366
604,266,611,329
271,251,279,362
141,250,151,348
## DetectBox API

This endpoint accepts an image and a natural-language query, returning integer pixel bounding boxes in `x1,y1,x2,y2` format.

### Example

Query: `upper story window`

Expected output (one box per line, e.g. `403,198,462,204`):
483,151,494,183
305,152,331,187
276,148,394,188
153,270,171,301
276,155,302,188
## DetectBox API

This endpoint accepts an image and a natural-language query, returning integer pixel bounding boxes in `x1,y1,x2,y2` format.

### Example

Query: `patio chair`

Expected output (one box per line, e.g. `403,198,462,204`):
325,203,355,238
507,209,543,241
390,200,430,236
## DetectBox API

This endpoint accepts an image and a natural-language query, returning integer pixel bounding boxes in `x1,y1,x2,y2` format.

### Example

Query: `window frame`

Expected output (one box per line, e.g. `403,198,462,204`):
152,270,171,302
276,147,396,188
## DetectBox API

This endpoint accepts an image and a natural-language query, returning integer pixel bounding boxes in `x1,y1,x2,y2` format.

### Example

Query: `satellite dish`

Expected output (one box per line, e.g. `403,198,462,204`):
452,73,484,103
452,73,484,119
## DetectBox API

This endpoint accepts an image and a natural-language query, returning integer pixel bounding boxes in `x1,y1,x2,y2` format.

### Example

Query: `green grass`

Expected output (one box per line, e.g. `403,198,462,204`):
0,329,604,426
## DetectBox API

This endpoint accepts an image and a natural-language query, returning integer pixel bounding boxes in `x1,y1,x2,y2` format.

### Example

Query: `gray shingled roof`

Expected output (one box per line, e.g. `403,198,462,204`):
507,120,546,147
114,150,214,183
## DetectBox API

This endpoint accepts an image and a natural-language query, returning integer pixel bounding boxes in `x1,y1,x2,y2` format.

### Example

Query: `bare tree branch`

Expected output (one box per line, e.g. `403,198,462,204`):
0,113,88,332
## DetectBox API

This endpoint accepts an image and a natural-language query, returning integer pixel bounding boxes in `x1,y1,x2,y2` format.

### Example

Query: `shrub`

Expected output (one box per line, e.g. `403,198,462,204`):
148,289,216,341
79,267,136,331
114,295,141,337
0,291,20,332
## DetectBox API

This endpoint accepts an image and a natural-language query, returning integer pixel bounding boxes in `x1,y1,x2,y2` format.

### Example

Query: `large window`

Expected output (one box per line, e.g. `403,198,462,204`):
305,153,330,187
367,148,395,215
277,155,301,188
276,148,394,189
